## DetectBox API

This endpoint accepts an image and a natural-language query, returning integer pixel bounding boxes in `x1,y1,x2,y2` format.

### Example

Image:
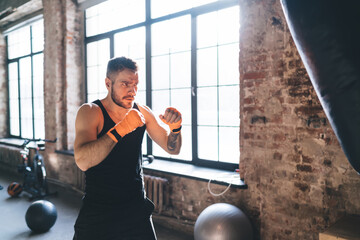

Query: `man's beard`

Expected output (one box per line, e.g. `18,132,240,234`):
111,88,133,109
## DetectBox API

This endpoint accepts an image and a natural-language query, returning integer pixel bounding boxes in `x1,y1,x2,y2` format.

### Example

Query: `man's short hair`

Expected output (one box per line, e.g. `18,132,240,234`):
106,57,138,81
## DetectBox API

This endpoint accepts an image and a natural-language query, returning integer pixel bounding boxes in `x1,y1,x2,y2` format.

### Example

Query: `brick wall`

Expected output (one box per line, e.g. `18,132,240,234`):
0,0,359,239
237,0,360,239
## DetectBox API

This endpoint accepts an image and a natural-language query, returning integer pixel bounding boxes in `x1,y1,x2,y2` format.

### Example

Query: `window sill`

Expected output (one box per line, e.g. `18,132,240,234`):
143,159,247,189
0,138,26,146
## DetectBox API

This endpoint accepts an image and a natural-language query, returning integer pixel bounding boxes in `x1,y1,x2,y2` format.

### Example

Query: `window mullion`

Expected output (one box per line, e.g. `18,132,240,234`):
17,60,22,138
145,0,153,155
30,26,36,139
191,14,198,163
109,34,114,59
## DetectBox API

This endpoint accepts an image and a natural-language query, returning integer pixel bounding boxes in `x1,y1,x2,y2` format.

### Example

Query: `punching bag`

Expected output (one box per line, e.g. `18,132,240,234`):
280,0,360,174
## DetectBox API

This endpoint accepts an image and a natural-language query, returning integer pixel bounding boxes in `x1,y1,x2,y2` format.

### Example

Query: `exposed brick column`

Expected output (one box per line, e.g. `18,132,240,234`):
43,0,67,150
64,0,85,150
0,33,7,137
43,0,84,150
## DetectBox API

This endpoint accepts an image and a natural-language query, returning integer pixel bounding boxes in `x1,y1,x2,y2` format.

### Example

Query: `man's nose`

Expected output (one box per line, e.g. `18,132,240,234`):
128,85,137,94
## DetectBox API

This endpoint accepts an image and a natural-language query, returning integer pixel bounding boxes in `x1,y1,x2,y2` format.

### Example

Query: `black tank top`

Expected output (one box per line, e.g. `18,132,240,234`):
84,100,146,205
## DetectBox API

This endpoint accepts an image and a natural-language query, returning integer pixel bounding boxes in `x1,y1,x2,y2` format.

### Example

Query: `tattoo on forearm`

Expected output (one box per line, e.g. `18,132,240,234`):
167,132,180,151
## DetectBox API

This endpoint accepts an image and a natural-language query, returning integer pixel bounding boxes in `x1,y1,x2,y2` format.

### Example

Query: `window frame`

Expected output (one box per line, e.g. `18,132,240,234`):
83,0,239,171
5,16,45,139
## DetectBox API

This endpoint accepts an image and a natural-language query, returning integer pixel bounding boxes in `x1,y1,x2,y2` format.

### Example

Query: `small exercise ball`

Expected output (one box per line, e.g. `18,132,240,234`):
25,200,57,233
7,182,23,197
194,203,253,240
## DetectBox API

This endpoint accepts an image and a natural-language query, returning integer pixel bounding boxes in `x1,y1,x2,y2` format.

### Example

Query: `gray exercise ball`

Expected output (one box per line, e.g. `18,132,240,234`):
194,203,253,240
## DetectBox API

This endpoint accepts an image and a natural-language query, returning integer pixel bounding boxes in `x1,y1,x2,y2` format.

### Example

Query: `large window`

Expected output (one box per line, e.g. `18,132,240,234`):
85,0,239,170
7,17,45,139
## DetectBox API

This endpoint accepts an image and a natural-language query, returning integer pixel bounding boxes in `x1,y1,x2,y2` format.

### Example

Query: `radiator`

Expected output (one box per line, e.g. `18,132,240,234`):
144,175,169,213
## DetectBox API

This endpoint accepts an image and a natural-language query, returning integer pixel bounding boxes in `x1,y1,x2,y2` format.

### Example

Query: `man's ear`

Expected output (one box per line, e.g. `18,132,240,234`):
105,77,112,89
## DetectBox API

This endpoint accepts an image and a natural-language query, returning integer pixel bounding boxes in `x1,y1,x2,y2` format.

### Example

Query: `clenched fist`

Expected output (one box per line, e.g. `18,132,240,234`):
159,107,182,133
107,109,145,142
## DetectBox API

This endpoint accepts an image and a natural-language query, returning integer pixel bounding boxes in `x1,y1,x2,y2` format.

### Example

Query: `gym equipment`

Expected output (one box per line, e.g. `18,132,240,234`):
280,0,360,174
143,155,154,165
15,138,57,200
25,200,57,233
194,203,253,240
7,182,23,197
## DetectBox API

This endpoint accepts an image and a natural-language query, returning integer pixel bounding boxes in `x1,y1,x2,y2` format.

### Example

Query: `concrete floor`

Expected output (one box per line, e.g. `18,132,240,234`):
0,170,194,240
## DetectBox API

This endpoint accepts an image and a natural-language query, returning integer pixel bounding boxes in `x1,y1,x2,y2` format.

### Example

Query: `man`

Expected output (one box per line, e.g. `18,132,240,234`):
73,57,182,240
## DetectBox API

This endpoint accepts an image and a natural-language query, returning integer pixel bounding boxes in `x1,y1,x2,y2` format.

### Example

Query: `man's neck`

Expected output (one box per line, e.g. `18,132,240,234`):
102,97,131,122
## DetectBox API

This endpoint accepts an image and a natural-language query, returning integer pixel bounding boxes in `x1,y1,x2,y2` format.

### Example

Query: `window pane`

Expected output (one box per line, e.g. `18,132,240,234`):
152,90,169,118
197,11,218,48
197,47,217,87
21,117,33,139
151,89,169,157
33,54,44,139
32,19,44,52
87,93,98,104
136,90,146,106
218,6,239,45
87,39,110,67
171,89,191,125
114,27,145,60
8,62,18,100
219,85,239,126
86,66,98,95
153,139,170,158
219,127,239,164
137,58,146,91
218,43,239,85
198,126,218,161
9,62,20,136
9,99,20,136
177,125,192,161
19,57,32,99
32,54,43,98
7,26,31,59
151,0,217,18
85,0,145,37
152,55,170,90
197,6,239,48
152,15,191,56
85,17,99,38
170,52,191,89
197,87,217,126
34,97,45,139
86,39,110,102
19,57,33,138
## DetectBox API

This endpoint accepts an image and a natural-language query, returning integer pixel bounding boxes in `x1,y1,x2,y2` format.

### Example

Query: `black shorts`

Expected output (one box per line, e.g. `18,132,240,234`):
73,198,157,240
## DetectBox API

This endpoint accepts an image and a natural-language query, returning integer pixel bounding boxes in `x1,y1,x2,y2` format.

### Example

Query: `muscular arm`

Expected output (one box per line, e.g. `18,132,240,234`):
74,104,116,171
139,105,182,155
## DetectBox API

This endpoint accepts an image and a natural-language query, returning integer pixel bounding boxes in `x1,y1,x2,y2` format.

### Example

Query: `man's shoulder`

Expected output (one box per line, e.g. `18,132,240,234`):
77,102,102,118
136,103,151,112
